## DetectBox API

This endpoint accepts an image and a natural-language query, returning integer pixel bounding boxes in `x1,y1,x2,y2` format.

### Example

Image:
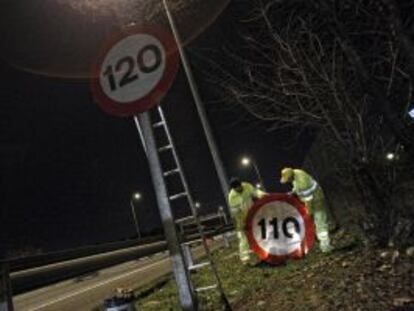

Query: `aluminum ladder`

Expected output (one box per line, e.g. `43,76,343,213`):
143,105,231,310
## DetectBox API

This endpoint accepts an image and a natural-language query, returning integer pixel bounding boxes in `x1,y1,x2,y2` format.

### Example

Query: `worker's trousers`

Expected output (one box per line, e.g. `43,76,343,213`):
237,231,251,263
313,209,331,252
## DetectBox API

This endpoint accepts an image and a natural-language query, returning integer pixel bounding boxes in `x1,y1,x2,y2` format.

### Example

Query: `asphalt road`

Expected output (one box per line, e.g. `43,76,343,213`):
13,241,222,311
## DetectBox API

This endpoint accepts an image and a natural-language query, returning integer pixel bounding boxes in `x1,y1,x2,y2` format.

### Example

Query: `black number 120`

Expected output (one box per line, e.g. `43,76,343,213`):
103,44,162,91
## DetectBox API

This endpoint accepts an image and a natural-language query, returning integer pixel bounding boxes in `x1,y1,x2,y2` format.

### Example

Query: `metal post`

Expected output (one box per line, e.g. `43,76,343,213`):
0,264,13,311
130,200,141,239
163,0,230,201
252,161,265,191
134,113,197,311
218,206,230,248
218,206,228,225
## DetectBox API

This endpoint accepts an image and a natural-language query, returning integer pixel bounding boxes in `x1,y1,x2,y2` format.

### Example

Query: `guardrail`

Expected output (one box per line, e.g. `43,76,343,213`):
10,241,168,295
3,225,233,296
1,235,164,273
1,211,228,273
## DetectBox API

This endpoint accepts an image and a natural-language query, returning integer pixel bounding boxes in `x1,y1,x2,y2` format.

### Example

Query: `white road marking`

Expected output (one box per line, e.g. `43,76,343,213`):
27,257,170,311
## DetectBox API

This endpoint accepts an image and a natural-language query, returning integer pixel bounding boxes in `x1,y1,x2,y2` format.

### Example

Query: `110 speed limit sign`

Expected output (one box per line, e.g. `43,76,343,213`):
246,194,315,265
91,25,179,117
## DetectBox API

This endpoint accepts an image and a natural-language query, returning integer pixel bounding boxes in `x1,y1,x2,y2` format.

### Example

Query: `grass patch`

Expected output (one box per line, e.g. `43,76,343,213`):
135,231,413,310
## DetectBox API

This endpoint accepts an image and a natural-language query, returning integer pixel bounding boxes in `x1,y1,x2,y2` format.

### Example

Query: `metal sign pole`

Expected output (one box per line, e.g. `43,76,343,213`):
0,264,13,311
134,113,197,311
163,0,230,202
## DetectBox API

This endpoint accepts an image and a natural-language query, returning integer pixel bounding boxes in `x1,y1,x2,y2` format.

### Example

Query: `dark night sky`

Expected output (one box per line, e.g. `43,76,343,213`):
0,3,309,259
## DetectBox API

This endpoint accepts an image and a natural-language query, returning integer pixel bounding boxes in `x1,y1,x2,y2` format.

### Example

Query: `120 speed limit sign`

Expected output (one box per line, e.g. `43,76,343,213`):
246,194,315,265
91,25,179,117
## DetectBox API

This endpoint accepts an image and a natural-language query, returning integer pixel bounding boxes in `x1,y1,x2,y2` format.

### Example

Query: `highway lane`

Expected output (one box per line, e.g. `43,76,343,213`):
10,241,167,294
13,241,224,311
14,251,170,311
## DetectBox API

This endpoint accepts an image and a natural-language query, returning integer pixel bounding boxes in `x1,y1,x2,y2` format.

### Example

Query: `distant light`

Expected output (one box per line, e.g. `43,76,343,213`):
133,192,142,200
256,183,262,189
409,107,414,119
408,102,414,119
195,202,201,208
241,157,251,166
386,153,395,161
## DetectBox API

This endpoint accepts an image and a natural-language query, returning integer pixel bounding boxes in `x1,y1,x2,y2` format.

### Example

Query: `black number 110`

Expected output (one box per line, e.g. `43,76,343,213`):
258,217,300,240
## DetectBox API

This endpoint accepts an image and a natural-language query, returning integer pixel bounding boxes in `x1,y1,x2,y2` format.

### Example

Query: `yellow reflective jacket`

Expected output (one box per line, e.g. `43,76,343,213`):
228,182,266,231
291,169,325,215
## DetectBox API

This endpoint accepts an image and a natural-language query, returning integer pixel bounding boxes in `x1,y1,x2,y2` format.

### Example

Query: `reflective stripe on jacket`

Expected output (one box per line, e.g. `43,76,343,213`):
292,169,318,198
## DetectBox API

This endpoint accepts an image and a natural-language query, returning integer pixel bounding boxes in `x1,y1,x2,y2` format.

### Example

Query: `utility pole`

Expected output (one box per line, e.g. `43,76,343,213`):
241,157,266,191
163,0,230,201
130,199,141,239
251,161,265,190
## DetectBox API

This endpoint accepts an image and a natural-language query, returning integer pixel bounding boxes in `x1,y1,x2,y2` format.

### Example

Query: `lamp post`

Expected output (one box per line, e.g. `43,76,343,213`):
241,156,265,191
163,0,230,201
130,192,142,239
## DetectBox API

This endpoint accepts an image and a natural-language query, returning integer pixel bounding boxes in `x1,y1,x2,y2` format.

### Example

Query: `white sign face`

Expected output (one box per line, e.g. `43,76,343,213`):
251,201,305,256
99,33,166,104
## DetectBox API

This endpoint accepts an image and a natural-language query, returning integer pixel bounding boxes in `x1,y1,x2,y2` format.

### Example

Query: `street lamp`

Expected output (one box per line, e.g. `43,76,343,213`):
130,192,142,239
386,152,395,161
241,156,265,190
241,157,251,166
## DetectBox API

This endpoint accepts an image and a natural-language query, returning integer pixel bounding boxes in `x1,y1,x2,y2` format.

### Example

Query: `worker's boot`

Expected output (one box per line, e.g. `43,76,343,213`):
318,231,333,253
240,254,250,265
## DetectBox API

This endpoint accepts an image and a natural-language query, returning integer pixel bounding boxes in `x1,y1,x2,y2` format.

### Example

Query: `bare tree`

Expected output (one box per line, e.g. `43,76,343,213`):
205,0,414,245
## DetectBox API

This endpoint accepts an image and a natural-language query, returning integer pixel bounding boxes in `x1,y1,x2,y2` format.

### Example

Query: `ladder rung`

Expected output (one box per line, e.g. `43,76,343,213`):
158,145,172,152
153,121,165,128
169,192,188,201
189,261,210,271
182,238,203,246
195,284,217,293
175,215,195,224
163,168,180,177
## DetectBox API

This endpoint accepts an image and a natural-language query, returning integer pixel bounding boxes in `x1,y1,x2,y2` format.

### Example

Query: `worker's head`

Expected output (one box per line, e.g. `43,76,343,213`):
280,168,294,184
230,177,243,193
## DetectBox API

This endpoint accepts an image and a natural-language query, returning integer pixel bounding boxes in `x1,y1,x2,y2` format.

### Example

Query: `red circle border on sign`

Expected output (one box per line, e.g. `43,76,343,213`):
90,24,179,117
245,193,315,265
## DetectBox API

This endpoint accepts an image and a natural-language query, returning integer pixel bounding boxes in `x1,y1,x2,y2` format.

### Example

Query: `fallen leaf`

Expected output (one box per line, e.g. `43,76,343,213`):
391,250,400,264
393,297,414,306
380,251,389,259
377,264,391,272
